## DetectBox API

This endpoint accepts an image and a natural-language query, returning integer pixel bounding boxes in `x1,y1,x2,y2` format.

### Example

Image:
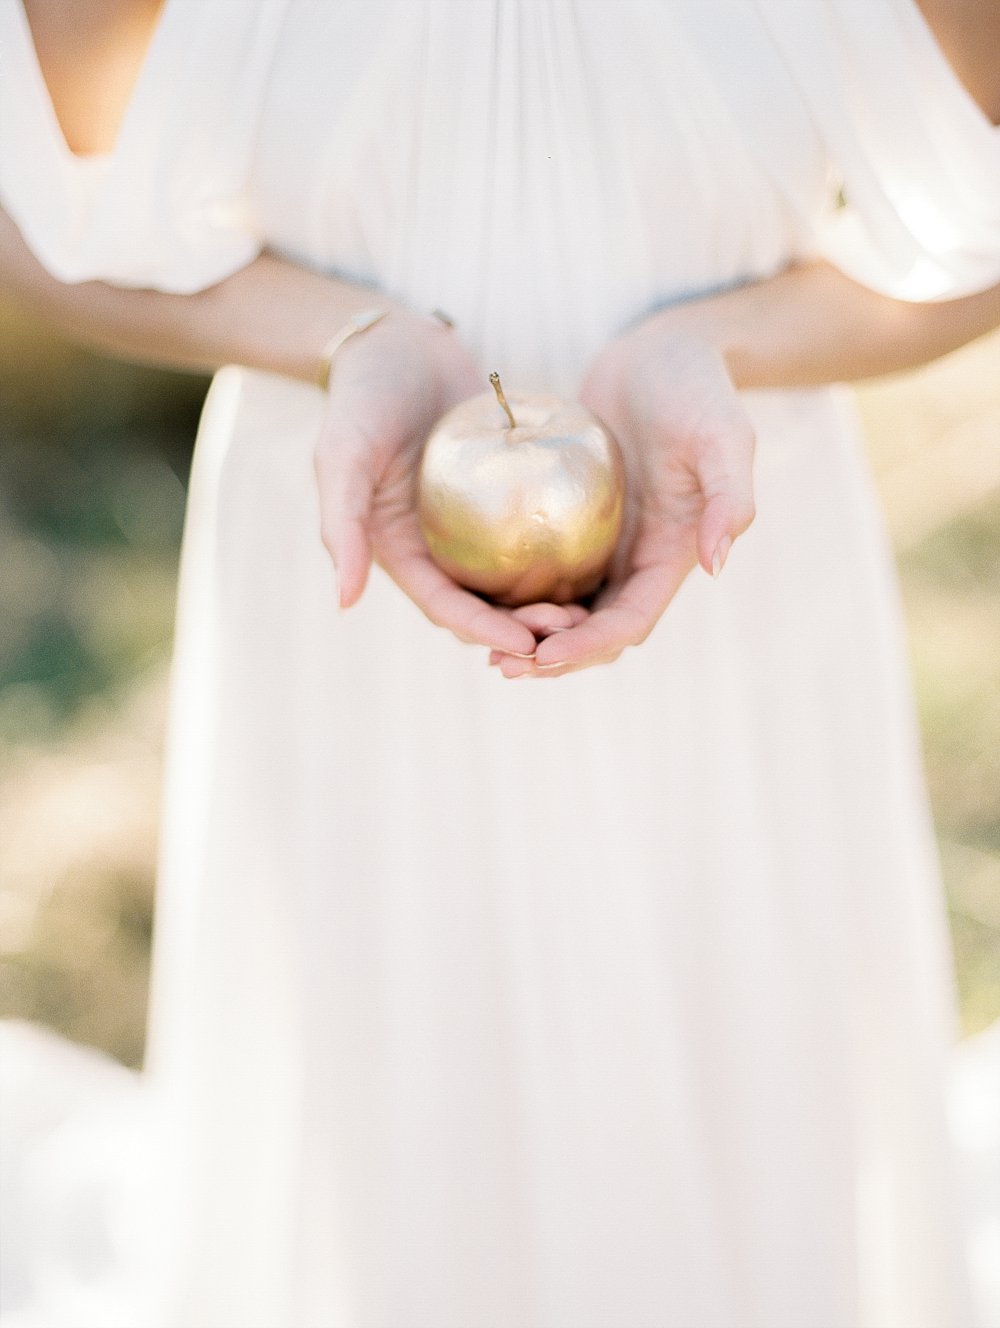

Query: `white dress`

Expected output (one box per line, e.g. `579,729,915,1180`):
2,2,1000,1326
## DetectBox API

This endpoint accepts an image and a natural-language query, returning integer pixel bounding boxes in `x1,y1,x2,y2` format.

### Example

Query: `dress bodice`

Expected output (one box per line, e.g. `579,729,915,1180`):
249,0,830,388
2,0,998,384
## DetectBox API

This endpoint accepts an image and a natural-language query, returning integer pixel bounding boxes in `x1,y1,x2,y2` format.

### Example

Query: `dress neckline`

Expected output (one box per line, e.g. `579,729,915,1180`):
900,0,1000,137
11,0,175,166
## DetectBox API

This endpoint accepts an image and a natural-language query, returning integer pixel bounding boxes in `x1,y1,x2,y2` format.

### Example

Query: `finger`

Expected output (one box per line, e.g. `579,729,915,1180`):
492,644,622,679
336,518,372,608
531,650,623,677
491,585,622,671
490,603,590,664
497,654,537,679
488,647,544,666
490,600,592,666
385,539,539,656
510,602,578,637
315,435,376,608
531,556,690,670
695,424,756,577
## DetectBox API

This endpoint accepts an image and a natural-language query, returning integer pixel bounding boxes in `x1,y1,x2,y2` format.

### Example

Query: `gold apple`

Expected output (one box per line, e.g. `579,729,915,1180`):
418,373,626,607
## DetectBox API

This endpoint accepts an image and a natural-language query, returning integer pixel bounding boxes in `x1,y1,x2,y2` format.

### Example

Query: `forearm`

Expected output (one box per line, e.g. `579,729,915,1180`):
657,259,1000,390
0,206,394,384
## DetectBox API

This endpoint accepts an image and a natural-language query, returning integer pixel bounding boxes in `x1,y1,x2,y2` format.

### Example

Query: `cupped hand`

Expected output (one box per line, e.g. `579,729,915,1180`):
491,315,757,677
313,306,540,658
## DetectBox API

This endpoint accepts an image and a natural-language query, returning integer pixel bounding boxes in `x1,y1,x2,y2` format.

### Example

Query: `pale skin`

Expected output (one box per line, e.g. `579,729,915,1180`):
5,0,1000,676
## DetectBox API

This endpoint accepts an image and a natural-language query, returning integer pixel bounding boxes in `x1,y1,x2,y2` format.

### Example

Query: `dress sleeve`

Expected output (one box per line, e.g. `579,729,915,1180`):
754,0,1000,300
0,0,288,294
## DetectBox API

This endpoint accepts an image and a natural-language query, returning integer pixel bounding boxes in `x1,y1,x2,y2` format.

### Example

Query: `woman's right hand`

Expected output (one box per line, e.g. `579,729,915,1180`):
489,317,757,677
313,307,545,657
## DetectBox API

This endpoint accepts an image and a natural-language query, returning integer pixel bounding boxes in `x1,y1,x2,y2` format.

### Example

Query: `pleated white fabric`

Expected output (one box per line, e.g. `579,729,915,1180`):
755,0,1000,298
0,0,288,290
1,2,999,1326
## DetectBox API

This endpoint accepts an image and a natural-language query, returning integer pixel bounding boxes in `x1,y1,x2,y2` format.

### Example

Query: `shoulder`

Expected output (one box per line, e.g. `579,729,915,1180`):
914,0,1000,123
20,0,165,154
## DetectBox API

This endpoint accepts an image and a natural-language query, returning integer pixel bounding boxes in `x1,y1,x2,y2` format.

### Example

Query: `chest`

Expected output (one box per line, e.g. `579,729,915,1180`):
250,0,832,373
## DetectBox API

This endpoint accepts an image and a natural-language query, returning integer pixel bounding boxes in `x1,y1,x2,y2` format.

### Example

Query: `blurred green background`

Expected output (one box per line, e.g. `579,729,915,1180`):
0,301,998,1070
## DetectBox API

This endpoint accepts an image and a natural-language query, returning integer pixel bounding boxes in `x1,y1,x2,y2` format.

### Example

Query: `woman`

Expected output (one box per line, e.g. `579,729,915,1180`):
1,0,999,1324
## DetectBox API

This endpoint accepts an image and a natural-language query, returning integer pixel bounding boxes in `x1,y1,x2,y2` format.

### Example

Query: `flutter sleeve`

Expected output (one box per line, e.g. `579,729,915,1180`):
755,0,1000,300
0,0,288,293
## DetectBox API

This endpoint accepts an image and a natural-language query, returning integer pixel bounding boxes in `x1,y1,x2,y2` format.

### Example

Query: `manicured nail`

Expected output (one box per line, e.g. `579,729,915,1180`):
504,649,537,660
712,535,732,580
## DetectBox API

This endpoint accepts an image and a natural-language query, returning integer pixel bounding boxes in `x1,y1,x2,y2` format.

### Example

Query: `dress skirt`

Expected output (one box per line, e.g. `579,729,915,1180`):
140,365,974,1327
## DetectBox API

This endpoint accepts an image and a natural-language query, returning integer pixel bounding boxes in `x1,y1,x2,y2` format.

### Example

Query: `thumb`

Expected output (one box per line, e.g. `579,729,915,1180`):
695,424,756,578
315,428,377,609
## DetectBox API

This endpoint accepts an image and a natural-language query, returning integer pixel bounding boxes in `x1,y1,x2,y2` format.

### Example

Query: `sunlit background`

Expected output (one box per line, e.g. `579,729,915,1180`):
1,301,998,1069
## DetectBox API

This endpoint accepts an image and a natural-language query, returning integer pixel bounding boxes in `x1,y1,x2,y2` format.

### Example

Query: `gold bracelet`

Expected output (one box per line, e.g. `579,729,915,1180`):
315,307,391,392
315,307,456,393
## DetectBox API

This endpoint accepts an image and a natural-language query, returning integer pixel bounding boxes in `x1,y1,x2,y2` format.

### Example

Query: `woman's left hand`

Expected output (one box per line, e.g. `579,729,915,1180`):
490,312,757,677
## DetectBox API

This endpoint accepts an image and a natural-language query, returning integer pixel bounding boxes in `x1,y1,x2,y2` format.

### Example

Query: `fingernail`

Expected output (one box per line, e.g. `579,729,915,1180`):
534,660,565,670
712,535,732,580
504,649,537,660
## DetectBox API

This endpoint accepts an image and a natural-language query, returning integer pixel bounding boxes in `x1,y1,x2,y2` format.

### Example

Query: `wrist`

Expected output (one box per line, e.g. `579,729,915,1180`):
311,301,456,393
314,306,392,392
636,299,750,390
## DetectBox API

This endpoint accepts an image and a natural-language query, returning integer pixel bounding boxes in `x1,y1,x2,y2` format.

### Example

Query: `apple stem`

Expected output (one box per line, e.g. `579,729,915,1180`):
489,372,517,430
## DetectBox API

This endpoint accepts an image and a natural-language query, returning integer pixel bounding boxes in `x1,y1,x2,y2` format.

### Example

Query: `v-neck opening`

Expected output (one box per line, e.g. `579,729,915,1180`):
12,0,174,165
